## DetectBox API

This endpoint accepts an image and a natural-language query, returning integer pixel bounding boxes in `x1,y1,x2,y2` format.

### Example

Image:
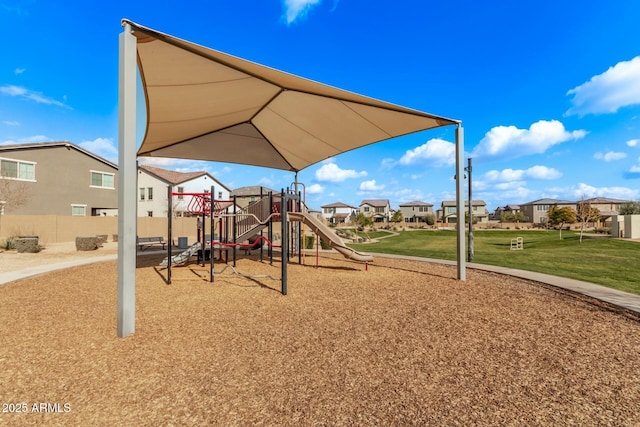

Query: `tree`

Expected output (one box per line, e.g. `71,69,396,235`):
576,197,601,244
424,213,435,226
464,211,478,224
0,177,31,246
619,201,640,215
390,210,403,223
500,211,528,223
354,212,374,230
547,205,577,239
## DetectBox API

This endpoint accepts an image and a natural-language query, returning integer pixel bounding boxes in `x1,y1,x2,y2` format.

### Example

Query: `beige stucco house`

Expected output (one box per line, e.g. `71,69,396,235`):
440,200,488,223
519,198,575,225
0,141,118,216
399,201,434,222
360,199,391,223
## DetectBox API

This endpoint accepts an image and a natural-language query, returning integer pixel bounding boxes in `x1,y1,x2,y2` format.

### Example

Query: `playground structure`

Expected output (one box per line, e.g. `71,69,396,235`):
159,183,373,293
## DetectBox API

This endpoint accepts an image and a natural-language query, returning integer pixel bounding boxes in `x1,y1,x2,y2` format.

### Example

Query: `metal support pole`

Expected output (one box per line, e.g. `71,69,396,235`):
233,195,237,267
268,191,273,264
467,158,474,262
210,185,214,282
281,189,288,295
455,124,466,280
167,185,172,284
117,23,137,337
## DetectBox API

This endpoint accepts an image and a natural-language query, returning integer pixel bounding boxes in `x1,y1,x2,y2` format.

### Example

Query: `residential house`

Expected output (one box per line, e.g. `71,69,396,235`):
321,202,357,224
440,200,489,223
138,164,231,217
399,201,434,223
0,141,118,216
491,204,522,221
578,197,629,224
360,199,391,223
231,186,277,210
519,198,575,225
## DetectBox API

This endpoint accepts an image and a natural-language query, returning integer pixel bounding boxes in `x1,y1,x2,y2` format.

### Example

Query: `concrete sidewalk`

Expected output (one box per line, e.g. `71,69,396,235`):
0,254,117,286
2,251,640,316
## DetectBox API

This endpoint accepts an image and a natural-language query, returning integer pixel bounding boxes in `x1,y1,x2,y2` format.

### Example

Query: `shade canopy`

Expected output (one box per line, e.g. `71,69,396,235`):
126,20,458,172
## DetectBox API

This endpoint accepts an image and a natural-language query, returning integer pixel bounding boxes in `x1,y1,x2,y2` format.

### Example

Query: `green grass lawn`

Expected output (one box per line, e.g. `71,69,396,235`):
347,230,640,295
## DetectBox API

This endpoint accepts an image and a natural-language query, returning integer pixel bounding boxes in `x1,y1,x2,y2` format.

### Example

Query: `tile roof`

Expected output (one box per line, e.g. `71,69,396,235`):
360,199,390,207
139,164,209,185
399,201,433,207
321,202,356,208
0,141,117,169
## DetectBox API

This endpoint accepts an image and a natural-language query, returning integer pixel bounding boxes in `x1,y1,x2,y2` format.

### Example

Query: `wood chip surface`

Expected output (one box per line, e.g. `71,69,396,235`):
1,253,639,425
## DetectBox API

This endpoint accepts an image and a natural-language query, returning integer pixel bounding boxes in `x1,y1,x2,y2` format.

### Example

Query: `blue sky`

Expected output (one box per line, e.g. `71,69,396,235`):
1,0,640,213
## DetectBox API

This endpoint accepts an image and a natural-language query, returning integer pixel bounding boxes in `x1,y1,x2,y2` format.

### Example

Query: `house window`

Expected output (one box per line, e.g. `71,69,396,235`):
363,207,370,212
0,158,36,181
375,207,385,213
140,188,145,201
148,211,153,217
177,186,184,200
71,204,87,216
447,207,456,213
90,171,115,189
536,205,549,211
218,191,222,199
148,187,153,201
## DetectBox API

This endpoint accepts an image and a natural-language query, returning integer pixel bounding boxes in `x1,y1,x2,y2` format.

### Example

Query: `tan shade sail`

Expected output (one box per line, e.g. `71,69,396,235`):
126,20,458,172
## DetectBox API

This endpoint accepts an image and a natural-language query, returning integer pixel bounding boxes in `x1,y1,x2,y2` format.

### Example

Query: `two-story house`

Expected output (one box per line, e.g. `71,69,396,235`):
138,164,231,217
440,200,489,223
399,201,434,223
360,199,391,223
519,198,575,225
0,141,118,216
231,186,277,210
321,202,357,224
491,204,522,221
578,197,629,225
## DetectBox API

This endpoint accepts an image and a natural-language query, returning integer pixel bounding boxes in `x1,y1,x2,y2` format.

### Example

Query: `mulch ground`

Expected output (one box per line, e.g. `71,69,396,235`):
1,253,639,426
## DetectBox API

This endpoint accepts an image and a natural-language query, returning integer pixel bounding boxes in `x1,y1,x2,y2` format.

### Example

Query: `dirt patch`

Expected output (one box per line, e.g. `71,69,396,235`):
1,253,639,425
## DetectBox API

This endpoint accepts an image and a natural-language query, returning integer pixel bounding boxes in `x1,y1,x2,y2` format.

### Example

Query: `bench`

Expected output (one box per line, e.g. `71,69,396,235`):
137,236,166,251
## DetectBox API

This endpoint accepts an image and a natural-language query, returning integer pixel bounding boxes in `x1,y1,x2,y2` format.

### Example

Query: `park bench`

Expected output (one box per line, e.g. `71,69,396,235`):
137,236,166,251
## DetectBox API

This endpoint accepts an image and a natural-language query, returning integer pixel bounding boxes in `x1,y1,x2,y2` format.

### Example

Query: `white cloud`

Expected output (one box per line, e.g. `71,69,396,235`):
315,162,367,182
381,158,396,169
14,68,26,75
627,139,640,147
471,120,587,160
282,0,322,24
566,56,640,116
593,151,627,162
0,84,71,109
0,135,49,145
306,183,324,194
399,138,456,166
482,165,562,182
359,180,385,191
524,165,563,180
2,120,20,126
79,138,117,162
569,183,640,200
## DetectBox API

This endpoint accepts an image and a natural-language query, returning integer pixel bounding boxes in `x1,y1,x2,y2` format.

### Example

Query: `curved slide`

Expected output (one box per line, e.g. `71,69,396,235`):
288,212,374,263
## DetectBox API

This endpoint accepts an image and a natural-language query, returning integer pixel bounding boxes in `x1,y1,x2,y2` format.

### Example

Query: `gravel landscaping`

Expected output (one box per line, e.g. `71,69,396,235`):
1,252,639,425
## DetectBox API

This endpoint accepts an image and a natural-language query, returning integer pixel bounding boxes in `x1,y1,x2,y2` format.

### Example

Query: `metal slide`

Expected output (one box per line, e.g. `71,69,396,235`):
288,212,374,263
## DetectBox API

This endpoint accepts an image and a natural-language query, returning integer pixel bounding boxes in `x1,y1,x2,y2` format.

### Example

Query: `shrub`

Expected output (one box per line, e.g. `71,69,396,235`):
304,235,315,249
